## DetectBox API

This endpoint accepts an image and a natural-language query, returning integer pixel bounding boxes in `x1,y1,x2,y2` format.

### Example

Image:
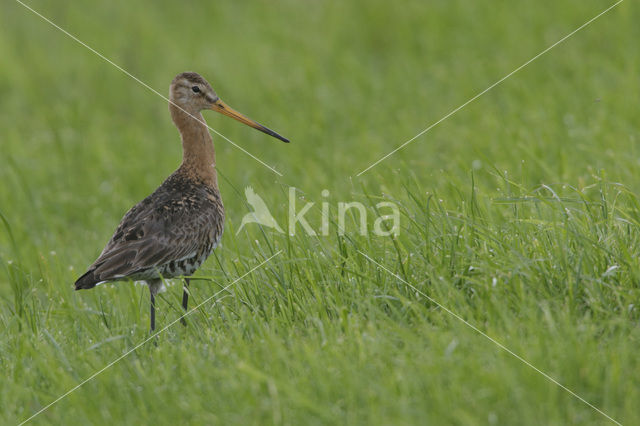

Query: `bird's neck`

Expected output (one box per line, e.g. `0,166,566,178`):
170,104,218,188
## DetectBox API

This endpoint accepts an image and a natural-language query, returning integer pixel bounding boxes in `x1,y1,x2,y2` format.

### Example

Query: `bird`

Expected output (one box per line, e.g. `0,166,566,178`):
74,71,289,332
236,186,284,234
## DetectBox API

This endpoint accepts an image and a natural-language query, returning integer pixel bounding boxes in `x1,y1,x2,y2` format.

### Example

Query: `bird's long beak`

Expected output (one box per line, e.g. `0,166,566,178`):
211,99,289,143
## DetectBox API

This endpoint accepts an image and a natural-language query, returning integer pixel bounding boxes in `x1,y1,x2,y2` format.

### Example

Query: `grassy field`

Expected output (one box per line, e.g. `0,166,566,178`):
1,0,639,424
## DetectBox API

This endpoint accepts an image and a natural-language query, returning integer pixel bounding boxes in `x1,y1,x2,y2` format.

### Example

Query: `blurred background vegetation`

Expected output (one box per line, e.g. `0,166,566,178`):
1,0,638,424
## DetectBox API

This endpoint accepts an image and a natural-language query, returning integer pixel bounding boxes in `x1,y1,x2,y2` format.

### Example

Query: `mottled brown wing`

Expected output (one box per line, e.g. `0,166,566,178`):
92,213,200,279
75,180,222,288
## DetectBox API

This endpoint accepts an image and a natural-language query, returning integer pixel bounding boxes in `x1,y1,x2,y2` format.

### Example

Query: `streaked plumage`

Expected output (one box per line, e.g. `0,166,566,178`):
75,71,289,332
74,172,224,287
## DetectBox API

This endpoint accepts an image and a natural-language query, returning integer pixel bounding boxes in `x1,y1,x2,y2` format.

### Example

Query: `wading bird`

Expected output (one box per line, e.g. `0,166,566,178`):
74,72,289,332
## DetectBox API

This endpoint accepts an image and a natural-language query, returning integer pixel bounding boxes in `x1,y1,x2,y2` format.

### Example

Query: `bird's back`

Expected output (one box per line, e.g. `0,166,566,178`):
75,170,224,289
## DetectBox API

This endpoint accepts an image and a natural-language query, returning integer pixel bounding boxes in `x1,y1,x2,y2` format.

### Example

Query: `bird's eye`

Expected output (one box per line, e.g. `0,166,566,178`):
191,86,200,93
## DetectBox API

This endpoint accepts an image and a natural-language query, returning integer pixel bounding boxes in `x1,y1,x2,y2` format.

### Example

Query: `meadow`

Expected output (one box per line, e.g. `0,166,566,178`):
1,0,639,424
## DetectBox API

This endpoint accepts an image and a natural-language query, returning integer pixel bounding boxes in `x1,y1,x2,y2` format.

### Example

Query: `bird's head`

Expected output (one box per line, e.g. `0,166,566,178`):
169,72,289,143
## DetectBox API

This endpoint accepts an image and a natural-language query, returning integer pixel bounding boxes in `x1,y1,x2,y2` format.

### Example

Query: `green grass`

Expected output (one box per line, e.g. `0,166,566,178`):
1,0,639,424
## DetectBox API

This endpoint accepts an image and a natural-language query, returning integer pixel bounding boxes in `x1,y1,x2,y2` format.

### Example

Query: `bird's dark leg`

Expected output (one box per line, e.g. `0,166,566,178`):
180,278,190,326
147,279,162,335
150,292,156,333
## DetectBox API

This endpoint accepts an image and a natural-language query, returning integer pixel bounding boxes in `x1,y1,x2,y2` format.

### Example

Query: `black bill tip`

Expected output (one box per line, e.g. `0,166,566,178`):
259,124,290,143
